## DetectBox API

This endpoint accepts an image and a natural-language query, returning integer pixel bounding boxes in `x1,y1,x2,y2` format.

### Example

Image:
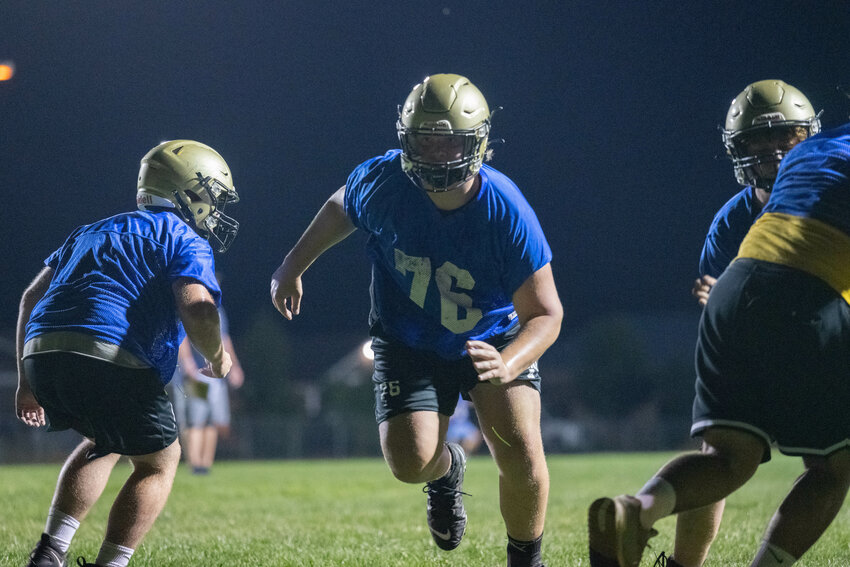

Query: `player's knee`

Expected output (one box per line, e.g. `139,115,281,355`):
805,449,850,492
702,429,763,484
130,441,181,475
385,452,434,483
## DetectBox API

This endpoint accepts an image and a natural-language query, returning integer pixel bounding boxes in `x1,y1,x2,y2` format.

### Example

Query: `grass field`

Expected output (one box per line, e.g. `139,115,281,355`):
2,453,849,566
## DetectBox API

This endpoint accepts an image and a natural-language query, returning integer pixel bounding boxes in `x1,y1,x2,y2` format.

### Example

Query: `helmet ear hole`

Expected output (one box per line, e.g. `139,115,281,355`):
183,189,203,203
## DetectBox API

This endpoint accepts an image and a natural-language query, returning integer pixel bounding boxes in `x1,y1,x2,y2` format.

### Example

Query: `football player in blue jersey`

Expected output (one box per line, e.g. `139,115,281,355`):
16,140,240,567
692,80,820,306
271,74,562,567
589,122,850,567
649,81,822,567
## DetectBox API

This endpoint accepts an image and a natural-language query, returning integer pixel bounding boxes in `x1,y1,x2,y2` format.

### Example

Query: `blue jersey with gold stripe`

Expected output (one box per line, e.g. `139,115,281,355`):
344,150,552,359
737,122,850,302
699,186,763,278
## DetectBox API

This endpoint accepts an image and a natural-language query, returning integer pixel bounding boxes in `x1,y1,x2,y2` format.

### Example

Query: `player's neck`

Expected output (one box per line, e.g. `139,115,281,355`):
427,175,480,211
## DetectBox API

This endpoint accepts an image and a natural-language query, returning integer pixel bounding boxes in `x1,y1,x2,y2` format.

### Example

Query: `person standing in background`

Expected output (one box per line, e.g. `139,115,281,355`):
178,304,244,475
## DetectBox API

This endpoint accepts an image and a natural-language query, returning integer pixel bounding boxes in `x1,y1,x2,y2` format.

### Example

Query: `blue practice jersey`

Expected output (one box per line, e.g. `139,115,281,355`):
25,210,220,383
699,186,763,278
738,122,850,303
344,150,552,359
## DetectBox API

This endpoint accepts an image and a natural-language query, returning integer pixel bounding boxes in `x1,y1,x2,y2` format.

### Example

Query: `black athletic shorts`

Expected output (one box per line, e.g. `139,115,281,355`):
692,258,850,458
25,351,178,459
371,324,542,424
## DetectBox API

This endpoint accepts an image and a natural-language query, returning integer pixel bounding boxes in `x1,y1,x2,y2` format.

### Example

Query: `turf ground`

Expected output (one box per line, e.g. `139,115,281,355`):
2,453,849,566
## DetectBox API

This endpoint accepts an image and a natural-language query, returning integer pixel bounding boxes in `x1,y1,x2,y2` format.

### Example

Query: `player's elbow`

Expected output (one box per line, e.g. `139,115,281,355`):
179,300,220,336
536,298,564,338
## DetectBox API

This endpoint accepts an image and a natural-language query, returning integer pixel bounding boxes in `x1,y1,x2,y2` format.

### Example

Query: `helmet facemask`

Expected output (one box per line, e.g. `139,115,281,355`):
723,122,817,191
396,74,492,193
172,172,240,253
397,120,490,192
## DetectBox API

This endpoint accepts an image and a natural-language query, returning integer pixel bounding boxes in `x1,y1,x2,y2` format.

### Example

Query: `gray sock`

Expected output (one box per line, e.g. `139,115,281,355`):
44,507,80,554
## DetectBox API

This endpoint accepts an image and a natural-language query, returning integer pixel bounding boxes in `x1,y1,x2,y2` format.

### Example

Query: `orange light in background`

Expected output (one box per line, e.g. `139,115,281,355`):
0,61,15,81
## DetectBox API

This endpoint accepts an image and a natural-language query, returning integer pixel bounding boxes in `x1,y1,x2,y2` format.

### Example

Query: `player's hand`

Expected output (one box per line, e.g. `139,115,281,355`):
692,275,717,306
201,351,232,379
15,384,46,427
270,263,303,320
466,340,513,385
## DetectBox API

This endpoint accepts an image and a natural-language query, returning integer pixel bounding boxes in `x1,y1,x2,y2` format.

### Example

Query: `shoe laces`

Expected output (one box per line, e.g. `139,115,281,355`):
76,557,98,567
423,482,470,516
652,551,670,566
423,482,470,500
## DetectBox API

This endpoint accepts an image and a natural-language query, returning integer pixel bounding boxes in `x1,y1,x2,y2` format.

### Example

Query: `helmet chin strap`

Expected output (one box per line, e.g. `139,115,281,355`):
169,190,208,237
423,181,465,193
421,171,480,195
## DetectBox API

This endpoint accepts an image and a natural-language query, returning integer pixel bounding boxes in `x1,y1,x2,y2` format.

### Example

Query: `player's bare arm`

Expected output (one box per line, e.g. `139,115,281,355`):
692,274,717,306
270,185,356,319
467,263,563,384
173,278,232,378
15,266,54,427
222,334,245,388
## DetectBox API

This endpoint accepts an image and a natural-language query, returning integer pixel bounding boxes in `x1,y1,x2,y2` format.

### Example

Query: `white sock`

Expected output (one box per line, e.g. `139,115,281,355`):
635,476,676,530
44,507,80,553
751,541,796,566
95,541,135,567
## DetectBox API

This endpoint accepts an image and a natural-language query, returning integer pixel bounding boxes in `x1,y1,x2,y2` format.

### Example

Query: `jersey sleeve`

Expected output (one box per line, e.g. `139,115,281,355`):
43,224,87,269
699,229,734,279
343,150,403,232
501,198,553,295
698,188,758,278
343,161,370,230
44,247,62,269
166,220,221,305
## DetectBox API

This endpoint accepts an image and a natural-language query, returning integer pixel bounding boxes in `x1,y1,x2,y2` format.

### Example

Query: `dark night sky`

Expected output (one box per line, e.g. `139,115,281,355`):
2,2,849,364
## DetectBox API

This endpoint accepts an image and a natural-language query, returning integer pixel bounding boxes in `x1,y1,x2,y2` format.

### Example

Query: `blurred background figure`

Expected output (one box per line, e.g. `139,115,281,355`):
174,303,244,475
446,396,483,456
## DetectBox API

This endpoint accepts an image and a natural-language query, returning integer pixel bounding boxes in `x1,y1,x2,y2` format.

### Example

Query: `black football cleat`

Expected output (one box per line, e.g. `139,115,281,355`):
27,534,67,567
652,551,684,567
424,442,468,551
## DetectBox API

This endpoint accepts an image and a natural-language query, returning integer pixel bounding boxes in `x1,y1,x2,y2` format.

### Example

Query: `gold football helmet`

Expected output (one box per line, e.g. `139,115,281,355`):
397,74,491,192
722,80,821,191
136,140,240,252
